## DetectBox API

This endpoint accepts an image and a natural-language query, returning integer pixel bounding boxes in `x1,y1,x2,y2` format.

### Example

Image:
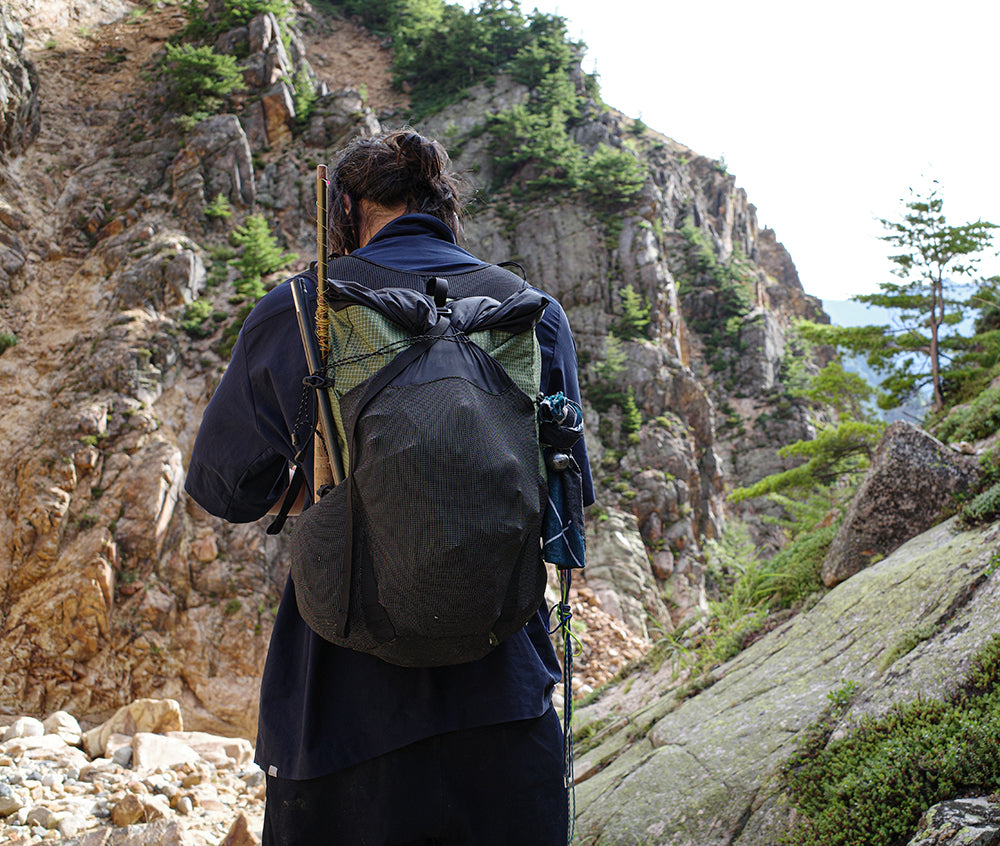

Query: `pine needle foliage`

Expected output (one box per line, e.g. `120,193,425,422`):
230,214,299,300
161,43,244,115
182,0,292,41
799,183,997,414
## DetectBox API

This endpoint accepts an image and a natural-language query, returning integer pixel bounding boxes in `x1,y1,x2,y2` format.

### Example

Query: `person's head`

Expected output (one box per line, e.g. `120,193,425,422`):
327,129,463,255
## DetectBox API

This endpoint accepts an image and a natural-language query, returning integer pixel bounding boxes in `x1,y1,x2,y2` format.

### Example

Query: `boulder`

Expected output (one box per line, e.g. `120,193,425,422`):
821,421,979,587
43,710,82,746
220,811,261,846
259,81,295,148
131,732,200,771
81,698,183,759
166,731,254,769
1,715,43,741
169,114,255,224
113,239,206,310
304,89,380,149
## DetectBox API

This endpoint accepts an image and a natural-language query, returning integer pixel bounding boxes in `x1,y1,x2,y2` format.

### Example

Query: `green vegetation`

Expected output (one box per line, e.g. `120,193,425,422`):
230,213,299,301
690,520,831,677
321,0,645,206
161,42,244,116
588,334,642,440
783,634,1000,846
204,192,234,220
203,214,299,357
0,331,17,355
935,383,1000,444
292,66,319,127
611,285,651,341
957,444,1000,528
942,275,1000,404
182,0,291,42
733,358,883,510
800,183,997,413
731,420,882,504
181,298,215,338
675,216,755,356
323,0,584,119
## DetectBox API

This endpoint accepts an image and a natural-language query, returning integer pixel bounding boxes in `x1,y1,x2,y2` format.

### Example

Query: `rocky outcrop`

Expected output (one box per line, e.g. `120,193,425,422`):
582,509,672,639
169,115,256,227
821,421,980,587
906,798,1000,846
573,518,1000,845
0,4,40,161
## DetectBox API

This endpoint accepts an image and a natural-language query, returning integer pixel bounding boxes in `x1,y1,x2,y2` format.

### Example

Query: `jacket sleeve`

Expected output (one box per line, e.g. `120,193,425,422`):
185,283,311,522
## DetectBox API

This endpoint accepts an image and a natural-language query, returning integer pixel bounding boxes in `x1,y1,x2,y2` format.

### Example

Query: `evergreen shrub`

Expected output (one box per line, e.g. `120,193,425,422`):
161,43,244,115
783,635,1000,846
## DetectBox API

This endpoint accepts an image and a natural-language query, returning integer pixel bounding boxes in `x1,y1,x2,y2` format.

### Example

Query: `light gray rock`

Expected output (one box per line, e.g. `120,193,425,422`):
907,797,1000,846
2,716,44,741
735,309,785,393
0,782,25,817
0,4,39,160
584,508,670,639
81,699,183,759
574,519,1000,845
166,731,254,769
169,114,255,225
131,733,199,771
43,711,82,746
303,89,380,149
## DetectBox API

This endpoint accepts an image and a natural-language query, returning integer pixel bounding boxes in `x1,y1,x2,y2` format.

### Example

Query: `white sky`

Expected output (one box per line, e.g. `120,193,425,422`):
453,0,1000,303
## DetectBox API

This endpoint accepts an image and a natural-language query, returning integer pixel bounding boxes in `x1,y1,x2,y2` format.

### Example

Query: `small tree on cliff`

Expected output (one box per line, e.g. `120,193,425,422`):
801,183,997,412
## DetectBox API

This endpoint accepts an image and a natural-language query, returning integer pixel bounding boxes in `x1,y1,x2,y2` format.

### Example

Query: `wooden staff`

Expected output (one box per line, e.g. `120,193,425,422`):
291,165,343,497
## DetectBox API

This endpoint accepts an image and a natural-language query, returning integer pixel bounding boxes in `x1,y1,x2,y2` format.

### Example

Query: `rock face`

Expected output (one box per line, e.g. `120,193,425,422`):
573,518,1000,845
821,421,980,587
0,4,40,161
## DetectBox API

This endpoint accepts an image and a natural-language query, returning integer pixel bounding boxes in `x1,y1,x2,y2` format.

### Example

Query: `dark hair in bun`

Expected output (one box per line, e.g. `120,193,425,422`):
327,129,463,255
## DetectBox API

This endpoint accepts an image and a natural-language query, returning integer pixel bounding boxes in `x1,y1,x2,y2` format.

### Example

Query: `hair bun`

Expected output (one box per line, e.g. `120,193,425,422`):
396,131,443,183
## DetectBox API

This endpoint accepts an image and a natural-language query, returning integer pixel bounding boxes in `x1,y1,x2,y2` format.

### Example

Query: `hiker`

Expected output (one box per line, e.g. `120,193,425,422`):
184,129,594,845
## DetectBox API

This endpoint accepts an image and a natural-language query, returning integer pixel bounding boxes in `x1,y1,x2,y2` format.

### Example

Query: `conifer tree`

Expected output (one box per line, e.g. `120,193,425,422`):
801,183,997,412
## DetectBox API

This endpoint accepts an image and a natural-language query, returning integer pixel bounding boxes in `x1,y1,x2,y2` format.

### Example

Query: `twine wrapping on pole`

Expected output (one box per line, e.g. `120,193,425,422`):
312,164,336,494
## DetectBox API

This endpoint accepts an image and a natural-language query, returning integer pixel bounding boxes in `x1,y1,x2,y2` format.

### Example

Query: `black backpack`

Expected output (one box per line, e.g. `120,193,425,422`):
288,257,554,667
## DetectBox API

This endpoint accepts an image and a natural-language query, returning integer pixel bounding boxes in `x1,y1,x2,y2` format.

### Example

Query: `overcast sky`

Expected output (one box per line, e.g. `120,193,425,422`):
454,0,1000,304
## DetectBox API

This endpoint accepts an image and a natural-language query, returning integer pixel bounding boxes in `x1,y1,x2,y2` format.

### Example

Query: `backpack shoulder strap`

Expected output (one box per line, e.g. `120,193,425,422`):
328,255,529,301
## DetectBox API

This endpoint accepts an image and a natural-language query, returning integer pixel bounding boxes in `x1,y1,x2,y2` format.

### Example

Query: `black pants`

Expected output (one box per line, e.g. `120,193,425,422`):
262,708,568,845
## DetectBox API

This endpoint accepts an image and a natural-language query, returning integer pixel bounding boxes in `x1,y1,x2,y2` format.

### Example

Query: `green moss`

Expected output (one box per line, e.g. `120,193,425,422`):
880,624,941,671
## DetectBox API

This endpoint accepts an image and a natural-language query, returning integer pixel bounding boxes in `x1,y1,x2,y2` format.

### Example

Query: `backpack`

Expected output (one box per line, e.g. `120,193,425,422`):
288,256,555,667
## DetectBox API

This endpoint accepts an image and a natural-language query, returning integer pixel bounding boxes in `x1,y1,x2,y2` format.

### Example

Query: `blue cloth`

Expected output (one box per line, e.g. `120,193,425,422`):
538,394,587,570
185,214,593,780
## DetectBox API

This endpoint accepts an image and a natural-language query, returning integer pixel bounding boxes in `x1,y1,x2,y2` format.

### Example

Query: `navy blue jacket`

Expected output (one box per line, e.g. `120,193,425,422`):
185,214,593,779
